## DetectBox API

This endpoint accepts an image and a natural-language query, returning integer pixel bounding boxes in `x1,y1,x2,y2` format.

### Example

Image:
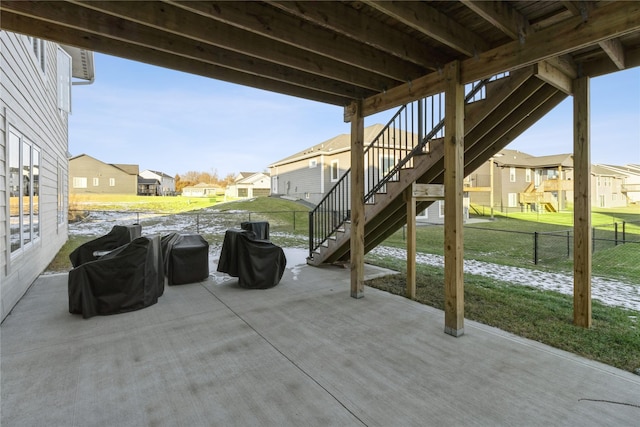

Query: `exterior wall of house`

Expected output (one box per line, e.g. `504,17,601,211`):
69,155,137,195
140,170,175,195
227,173,271,198
592,175,627,208
2,32,71,321
270,151,350,205
271,157,325,204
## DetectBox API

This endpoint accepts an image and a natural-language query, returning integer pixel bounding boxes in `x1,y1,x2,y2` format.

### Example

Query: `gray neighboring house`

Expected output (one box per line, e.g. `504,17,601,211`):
1,30,94,321
140,169,175,195
268,124,465,222
69,154,139,195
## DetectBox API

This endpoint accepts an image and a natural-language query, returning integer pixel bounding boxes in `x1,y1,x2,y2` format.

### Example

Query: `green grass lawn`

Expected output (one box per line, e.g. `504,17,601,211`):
69,194,223,213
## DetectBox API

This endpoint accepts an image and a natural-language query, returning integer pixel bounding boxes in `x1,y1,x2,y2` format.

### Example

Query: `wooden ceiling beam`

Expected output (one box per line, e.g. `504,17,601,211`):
363,0,489,57
460,0,530,42
562,1,627,71
266,0,447,70
462,1,640,84
1,1,370,100
169,0,427,81
72,0,399,92
597,37,626,70
358,1,639,116
0,10,351,106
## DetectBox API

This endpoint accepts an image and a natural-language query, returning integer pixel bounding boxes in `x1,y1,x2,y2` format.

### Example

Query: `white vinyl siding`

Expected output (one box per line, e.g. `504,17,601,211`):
509,167,516,182
2,31,71,321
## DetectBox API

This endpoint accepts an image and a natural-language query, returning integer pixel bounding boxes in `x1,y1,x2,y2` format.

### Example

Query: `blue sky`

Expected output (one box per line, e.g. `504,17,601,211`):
69,53,640,178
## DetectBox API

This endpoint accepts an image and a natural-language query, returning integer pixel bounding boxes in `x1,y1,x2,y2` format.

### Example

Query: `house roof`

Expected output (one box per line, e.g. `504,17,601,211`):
111,164,140,176
493,149,573,168
269,123,396,167
138,177,160,185
69,153,139,175
235,172,270,185
142,169,174,179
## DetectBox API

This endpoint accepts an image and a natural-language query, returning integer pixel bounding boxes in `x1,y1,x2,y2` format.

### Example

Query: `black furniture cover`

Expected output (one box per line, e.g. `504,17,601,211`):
217,228,286,289
241,221,270,240
69,224,142,267
68,235,164,319
161,233,210,285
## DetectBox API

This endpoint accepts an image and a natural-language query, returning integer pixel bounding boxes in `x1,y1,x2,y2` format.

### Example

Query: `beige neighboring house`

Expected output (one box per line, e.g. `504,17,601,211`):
225,172,271,198
594,164,640,205
590,165,632,208
467,149,633,211
69,154,139,195
182,182,223,197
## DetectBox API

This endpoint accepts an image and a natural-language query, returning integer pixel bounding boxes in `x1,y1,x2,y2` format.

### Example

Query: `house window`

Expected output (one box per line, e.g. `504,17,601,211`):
305,192,310,199
331,160,340,182
109,178,115,186
73,177,87,188
438,201,445,218
93,177,99,186
57,159,66,225
525,168,532,183
309,159,317,168
508,193,518,207
509,167,516,182
417,209,428,219
8,129,40,253
57,47,71,113
31,37,46,73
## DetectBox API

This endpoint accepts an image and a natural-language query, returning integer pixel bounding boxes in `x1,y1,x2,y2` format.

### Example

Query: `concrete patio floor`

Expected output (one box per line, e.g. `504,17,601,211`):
2,250,639,426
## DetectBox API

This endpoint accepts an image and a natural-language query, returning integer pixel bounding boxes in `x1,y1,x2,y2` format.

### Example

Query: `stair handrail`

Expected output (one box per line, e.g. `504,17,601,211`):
309,76,496,259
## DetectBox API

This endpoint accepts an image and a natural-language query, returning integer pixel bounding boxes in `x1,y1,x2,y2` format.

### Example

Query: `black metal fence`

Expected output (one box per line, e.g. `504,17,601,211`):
68,209,309,242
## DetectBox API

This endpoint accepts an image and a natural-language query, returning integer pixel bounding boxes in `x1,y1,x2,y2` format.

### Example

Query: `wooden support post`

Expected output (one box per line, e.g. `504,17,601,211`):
405,185,416,299
350,100,365,298
444,60,465,337
573,76,592,328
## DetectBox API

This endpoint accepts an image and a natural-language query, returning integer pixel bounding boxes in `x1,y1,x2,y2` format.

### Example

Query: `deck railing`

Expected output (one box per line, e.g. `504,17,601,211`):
308,74,507,259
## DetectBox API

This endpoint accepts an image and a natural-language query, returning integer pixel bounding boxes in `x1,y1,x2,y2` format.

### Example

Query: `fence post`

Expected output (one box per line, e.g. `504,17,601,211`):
137,211,140,224
592,227,595,253
308,212,313,258
614,222,618,246
623,221,626,244
534,232,539,265
566,230,570,258
196,213,200,234
293,211,296,231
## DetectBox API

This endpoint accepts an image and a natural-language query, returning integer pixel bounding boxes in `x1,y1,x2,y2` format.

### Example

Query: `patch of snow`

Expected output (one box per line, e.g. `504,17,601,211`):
370,246,640,312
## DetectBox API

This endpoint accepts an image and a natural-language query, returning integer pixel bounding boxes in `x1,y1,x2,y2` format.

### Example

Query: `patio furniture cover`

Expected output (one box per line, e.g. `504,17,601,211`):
161,233,210,285
241,221,270,240
68,235,164,319
217,228,286,289
69,224,142,267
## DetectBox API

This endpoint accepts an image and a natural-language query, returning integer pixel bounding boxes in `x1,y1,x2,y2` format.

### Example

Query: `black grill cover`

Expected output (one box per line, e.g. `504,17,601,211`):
217,228,286,289
161,233,210,285
241,221,270,240
68,235,164,319
69,224,142,267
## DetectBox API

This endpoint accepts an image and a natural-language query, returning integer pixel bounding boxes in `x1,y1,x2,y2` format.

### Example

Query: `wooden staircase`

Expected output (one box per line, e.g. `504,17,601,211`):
308,66,568,266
